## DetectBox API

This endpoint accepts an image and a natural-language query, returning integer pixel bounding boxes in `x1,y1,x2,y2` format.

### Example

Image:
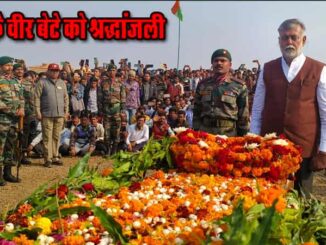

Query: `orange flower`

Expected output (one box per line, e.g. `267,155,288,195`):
242,166,252,174
13,234,34,245
17,204,33,215
192,151,203,162
62,235,85,245
252,167,263,177
101,168,113,177
233,168,242,177
198,161,209,170
256,186,286,212
260,149,273,161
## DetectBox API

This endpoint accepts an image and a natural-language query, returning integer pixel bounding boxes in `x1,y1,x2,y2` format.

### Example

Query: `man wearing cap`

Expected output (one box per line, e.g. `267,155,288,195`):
4,63,36,165
34,63,69,168
0,56,25,185
193,49,249,136
98,64,126,156
13,63,25,84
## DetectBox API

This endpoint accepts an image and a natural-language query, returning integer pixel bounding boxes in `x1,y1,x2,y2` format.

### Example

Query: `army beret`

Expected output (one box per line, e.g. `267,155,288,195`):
0,56,14,65
107,64,117,71
13,63,23,70
211,49,232,63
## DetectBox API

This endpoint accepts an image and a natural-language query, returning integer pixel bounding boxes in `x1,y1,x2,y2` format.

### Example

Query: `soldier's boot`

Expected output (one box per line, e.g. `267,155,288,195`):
106,144,112,157
21,152,32,165
3,158,16,167
0,166,6,186
3,165,20,183
111,143,119,155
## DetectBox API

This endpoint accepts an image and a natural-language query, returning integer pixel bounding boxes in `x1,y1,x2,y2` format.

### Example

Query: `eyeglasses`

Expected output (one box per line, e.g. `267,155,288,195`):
279,35,301,41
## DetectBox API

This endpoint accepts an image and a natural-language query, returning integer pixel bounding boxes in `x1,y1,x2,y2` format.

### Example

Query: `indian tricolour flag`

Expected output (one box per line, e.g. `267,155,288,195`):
171,0,183,21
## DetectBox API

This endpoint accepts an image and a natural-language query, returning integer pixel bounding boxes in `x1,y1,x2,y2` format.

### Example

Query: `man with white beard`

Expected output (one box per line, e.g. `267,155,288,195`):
250,19,326,197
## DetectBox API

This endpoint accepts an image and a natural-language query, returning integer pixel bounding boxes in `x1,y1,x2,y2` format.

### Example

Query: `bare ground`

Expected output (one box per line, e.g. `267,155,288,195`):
0,157,325,216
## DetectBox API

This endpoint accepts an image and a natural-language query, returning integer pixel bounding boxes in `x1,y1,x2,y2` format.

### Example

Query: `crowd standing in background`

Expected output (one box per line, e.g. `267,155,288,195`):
0,48,260,186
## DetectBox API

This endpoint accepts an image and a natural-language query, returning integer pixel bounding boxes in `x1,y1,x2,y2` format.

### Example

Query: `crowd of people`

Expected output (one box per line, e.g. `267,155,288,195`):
2,18,324,200
1,56,261,169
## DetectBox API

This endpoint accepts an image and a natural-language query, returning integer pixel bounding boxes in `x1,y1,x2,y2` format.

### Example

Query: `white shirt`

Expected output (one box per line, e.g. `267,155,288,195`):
250,53,326,152
87,88,98,113
93,123,105,141
126,124,149,145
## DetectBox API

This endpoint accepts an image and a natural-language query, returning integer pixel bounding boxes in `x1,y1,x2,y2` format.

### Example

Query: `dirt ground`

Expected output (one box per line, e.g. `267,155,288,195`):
0,156,325,216
0,156,112,215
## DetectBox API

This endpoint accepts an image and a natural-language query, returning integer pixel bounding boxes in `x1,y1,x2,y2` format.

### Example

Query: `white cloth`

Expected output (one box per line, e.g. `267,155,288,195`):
126,124,149,145
30,133,42,147
250,53,326,151
94,123,105,141
87,88,98,113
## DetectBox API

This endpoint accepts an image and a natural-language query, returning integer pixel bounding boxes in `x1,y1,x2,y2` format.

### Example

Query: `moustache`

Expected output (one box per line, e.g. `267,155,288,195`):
285,45,295,51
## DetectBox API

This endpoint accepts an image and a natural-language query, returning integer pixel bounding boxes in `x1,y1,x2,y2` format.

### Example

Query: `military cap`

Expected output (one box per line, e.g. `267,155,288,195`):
48,63,60,71
107,64,117,71
13,63,23,70
0,56,14,65
211,49,232,63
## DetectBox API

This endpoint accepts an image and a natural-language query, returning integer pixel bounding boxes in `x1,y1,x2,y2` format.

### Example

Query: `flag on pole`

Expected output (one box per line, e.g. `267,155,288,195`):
171,0,183,21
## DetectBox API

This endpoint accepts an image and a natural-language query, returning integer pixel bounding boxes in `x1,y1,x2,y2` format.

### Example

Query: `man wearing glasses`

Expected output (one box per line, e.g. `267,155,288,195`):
251,19,326,196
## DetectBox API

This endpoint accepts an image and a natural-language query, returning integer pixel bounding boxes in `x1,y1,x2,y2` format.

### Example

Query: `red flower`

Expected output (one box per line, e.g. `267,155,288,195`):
240,186,253,193
197,131,208,139
128,182,141,192
175,155,185,168
279,134,287,139
269,165,281,181
57,184,68,199
176,206,190,218
82,183,94,192
202,190,210,195
272,145,291,155
196,208,208,219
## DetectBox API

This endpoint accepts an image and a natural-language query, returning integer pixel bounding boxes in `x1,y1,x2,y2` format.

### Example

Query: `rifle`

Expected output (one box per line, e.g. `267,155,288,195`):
16,116,24,181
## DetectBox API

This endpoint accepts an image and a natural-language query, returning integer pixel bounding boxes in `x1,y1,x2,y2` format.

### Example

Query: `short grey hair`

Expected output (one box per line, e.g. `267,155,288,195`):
278,19,306,33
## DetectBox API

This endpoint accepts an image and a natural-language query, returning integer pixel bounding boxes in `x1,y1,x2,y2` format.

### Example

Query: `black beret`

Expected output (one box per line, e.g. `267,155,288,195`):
211,49,232,63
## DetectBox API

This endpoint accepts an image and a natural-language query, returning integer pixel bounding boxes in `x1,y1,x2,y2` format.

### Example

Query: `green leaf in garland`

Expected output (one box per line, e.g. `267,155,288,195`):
44,206,90,220
249,200,277,245
68,153,90,179
92,176,120,192
90,203,128,244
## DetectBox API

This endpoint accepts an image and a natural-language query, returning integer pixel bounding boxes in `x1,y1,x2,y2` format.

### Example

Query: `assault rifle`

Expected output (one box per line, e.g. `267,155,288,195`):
15,116,24,181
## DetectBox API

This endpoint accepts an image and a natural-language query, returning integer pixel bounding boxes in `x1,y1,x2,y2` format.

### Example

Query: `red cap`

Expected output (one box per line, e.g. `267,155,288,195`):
48,63,60,71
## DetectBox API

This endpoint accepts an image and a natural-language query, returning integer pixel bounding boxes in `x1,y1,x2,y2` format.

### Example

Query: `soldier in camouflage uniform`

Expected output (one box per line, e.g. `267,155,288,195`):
0,56,25,185
21,68,37,164
98,64,126,156
193,49,249,136
2,63,27,166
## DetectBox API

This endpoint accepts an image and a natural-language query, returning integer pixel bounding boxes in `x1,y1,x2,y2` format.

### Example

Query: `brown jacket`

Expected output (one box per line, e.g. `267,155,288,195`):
261,56,324,158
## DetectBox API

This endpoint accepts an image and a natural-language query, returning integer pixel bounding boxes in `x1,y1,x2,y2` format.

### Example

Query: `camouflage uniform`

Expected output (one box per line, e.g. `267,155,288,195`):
0,72,24,183
193,76,249,136
98,78,126,155
21,79,37,160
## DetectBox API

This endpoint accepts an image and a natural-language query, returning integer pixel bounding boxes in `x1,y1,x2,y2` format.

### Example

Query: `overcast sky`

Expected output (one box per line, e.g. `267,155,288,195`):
1,1,326,70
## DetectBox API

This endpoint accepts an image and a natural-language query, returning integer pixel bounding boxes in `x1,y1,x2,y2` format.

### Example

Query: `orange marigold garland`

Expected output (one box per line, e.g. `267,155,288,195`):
170,129,302,182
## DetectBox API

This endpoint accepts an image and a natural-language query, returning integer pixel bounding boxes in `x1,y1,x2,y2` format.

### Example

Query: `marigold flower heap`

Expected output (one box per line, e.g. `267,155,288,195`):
170,130,302,181
42,170,286,244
